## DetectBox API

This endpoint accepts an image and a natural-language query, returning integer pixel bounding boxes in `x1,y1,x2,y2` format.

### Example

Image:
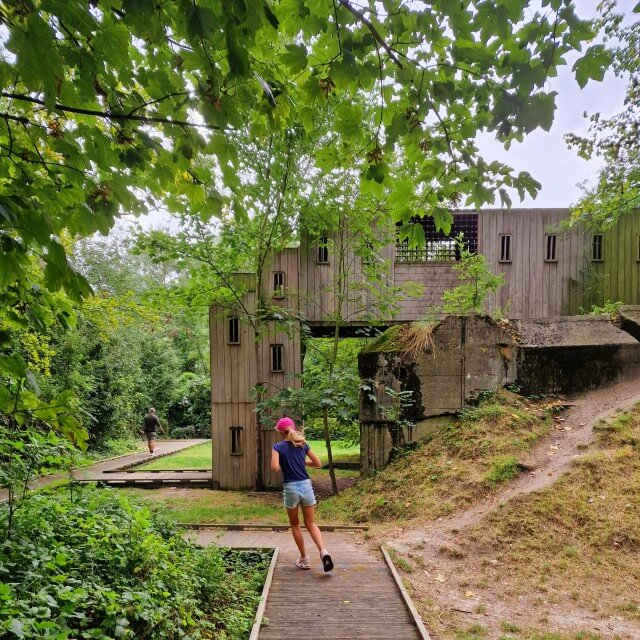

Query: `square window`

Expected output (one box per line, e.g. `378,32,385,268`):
499,234,512,263
273,271,285,298
230,426,243,455
545,234,557,262
228,316,240,344
317,236,329,264
270,344,284,372
592,234,604,261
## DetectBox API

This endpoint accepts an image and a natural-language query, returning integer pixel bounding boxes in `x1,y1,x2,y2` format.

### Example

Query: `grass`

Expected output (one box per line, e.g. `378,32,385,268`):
121,488,286,525
456,402,640,623
135,442,213,471
134,439,359,473
317,390,552,524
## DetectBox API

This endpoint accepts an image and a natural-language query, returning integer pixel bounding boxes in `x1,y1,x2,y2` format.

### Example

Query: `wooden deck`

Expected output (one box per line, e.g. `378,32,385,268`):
193,529,426,640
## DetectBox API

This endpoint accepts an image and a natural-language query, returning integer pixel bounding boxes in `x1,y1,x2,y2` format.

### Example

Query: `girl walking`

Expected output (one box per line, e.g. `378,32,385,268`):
270,416,334,572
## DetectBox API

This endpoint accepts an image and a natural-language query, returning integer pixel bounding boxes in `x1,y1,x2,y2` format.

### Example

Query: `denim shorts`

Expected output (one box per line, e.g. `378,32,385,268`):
282,479,316,509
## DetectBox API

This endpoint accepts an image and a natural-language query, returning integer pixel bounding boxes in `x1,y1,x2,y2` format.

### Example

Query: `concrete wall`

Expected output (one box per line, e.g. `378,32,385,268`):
512,315,640,395
359,315,518,474
359,312,640,476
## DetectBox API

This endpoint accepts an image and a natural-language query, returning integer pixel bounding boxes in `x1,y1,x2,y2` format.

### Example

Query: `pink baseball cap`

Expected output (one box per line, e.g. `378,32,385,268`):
275,416,296,432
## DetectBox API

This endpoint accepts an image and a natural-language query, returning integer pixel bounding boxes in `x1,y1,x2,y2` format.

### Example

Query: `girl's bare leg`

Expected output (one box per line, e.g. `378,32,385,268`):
301,505,326,553
287,507,307,558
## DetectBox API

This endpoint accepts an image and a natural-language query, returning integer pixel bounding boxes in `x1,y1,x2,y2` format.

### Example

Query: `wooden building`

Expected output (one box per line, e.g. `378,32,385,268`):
210,208,640,489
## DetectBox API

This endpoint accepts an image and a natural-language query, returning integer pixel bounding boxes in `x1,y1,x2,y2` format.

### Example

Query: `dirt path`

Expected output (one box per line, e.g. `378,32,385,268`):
389,378,640,639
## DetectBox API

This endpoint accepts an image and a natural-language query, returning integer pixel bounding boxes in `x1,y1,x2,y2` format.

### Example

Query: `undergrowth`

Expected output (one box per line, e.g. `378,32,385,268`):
460,402,640,622
319,390,552,524
0,486,270,639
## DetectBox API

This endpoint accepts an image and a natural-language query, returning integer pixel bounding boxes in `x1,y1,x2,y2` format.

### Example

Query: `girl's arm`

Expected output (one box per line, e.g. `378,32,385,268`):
270,449,281,472
306,449,322,468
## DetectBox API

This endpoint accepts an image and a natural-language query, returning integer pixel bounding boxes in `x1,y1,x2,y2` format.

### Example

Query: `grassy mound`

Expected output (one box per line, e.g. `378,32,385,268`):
319,390,553,524
459,403,640,623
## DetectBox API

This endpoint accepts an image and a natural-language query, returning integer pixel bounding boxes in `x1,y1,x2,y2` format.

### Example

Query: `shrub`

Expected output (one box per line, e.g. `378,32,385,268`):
0,487,269,639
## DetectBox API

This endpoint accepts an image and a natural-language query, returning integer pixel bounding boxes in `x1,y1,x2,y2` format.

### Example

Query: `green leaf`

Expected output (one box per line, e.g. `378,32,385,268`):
9,619,24,638
0,355,28,379
572,45,611,89
283,44,308,73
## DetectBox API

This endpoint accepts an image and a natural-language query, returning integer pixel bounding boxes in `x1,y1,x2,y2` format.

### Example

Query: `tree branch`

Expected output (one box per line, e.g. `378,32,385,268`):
337,0,403,69
1,92,221,130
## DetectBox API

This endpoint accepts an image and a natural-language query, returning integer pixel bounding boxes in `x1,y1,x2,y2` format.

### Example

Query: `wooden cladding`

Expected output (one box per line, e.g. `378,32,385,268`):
228,316,240,344
499,234,512,262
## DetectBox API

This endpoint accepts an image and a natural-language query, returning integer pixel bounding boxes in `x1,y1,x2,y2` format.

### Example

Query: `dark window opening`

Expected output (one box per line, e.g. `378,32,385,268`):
499,234,512,262
230,426,243,455
592,234,604,261
273,271,285,297
228,316,240,344
270,344,284,372
395,214,478,262
637,235,640,261
545,234,557,262
317,236,329,263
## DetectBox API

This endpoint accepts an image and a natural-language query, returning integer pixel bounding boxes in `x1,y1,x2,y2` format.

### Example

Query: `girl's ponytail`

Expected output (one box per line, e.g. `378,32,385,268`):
285,427,307,448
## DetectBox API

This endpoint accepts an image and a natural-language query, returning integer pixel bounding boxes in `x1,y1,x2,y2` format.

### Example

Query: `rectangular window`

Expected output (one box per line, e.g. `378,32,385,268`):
270,344,284,372
636,234,640,261
592,234,604,261
499,234,512,262
228,316,240,344
273,271,285,297
317,236,329,264
395,213,478,263
545,234,557,262
230,426,243,455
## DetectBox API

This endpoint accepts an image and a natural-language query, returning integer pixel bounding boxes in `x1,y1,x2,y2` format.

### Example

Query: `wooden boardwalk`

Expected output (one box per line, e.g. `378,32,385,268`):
194,529,425,640
73,439,212,487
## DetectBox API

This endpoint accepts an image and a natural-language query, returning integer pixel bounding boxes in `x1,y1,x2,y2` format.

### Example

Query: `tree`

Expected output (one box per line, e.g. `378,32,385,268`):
442,236,506,314
0,1,609,485
566,1,639,228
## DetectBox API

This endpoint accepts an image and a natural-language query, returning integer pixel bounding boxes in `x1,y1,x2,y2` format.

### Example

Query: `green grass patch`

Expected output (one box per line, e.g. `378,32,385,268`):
134,439,359,473
121,488,286,525
135,441,213,471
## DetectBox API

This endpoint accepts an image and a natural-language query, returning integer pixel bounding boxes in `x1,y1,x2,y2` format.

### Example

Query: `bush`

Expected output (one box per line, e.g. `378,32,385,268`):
0,487,269,639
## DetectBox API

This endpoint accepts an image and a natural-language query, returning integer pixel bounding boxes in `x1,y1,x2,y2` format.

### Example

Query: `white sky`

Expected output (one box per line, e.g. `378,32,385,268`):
479,0,636,208
137,0,635,230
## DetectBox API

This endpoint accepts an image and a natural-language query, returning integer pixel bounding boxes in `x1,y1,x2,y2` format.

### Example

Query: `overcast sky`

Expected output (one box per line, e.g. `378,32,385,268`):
481,0,636,208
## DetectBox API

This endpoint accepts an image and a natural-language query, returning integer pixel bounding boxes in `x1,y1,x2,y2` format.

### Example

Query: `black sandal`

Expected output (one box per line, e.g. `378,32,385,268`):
321,551,334,573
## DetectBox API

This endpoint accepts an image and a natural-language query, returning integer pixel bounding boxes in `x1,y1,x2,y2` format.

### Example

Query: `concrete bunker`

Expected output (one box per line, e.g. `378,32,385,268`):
359,310,640,476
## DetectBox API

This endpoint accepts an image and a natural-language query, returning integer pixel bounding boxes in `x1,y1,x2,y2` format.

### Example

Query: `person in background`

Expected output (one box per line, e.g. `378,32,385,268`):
142,407,163,454
270,416,334,572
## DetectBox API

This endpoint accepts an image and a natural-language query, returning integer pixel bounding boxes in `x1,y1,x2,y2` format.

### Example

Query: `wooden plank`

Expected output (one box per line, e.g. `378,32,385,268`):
249,548,279,640
381,546,432,640
181,523,369,531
